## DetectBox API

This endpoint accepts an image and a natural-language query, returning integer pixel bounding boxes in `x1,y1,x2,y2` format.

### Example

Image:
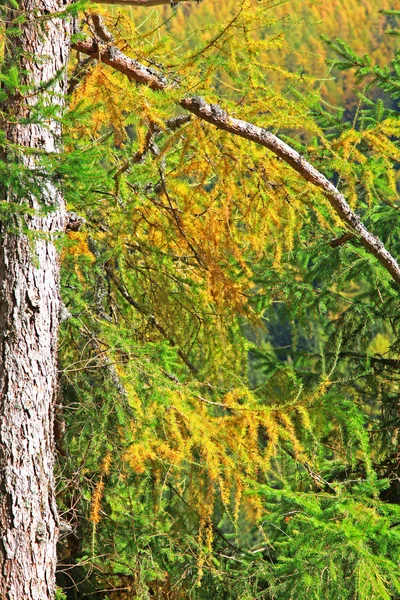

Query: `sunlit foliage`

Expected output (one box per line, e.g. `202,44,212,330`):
1,1,397,598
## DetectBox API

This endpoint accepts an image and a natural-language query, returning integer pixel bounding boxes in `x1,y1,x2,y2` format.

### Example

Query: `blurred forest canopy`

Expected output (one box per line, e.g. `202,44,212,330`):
2,0,400,598
127,0,400,108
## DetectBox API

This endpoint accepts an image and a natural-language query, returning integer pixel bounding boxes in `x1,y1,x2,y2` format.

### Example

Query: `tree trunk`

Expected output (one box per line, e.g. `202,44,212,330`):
0,2,70,598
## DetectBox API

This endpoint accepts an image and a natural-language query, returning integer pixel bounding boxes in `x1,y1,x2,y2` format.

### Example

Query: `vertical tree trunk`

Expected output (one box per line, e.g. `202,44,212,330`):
0,2,70,598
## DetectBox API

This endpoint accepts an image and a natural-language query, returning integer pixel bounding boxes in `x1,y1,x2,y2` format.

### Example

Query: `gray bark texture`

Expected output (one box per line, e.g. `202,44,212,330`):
0,2,70,598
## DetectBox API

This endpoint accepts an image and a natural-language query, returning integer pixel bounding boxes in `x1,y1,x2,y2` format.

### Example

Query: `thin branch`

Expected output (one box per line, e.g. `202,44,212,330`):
113,116,190,186
184,5,243,63
113,125,159,190
67,56,95,95
76,322,131,401
282,445,333,490
325,351,400,369
71,38,400,285
329,232,354,248
166,482,256,558
105,264,198,374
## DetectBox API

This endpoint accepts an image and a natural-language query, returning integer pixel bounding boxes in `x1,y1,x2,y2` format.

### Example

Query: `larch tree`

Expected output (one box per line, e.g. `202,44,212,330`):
1,1,400,599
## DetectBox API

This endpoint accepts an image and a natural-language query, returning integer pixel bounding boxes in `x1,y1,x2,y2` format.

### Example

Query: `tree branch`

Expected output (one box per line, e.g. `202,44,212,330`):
90,14,114,43
71,39,168,90
71,38,400,285
104,264,198,374
329,232,354,248
181,97,400,284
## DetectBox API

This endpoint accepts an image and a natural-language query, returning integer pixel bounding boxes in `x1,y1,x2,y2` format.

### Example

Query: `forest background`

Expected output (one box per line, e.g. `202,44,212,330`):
2,0,400,598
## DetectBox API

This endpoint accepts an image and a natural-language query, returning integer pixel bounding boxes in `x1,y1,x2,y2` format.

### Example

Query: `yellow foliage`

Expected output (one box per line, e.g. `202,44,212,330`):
65,232,95,262
368,333,391,357
62,0,398,561
90,479,105,525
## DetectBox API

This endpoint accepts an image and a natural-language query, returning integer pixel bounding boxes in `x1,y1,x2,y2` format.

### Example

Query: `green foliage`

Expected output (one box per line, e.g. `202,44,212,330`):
55,588,67,600
254,483,400,600
54,3,400,597
2,2,400,599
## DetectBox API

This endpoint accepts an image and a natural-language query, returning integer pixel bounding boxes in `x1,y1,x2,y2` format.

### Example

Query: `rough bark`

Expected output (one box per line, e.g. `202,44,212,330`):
73,34,400,284
0,2,70,598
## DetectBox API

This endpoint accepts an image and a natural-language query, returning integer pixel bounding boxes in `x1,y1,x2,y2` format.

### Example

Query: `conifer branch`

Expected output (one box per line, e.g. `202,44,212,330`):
104,265,198,373
181,97,400,285
71,40,400,285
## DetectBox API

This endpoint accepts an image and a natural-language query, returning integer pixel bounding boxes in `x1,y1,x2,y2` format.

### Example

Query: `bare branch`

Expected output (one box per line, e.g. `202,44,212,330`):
71,39,168,90
90,14,114,43
71,39,400,284
329,232,354,248
165,114,192,130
